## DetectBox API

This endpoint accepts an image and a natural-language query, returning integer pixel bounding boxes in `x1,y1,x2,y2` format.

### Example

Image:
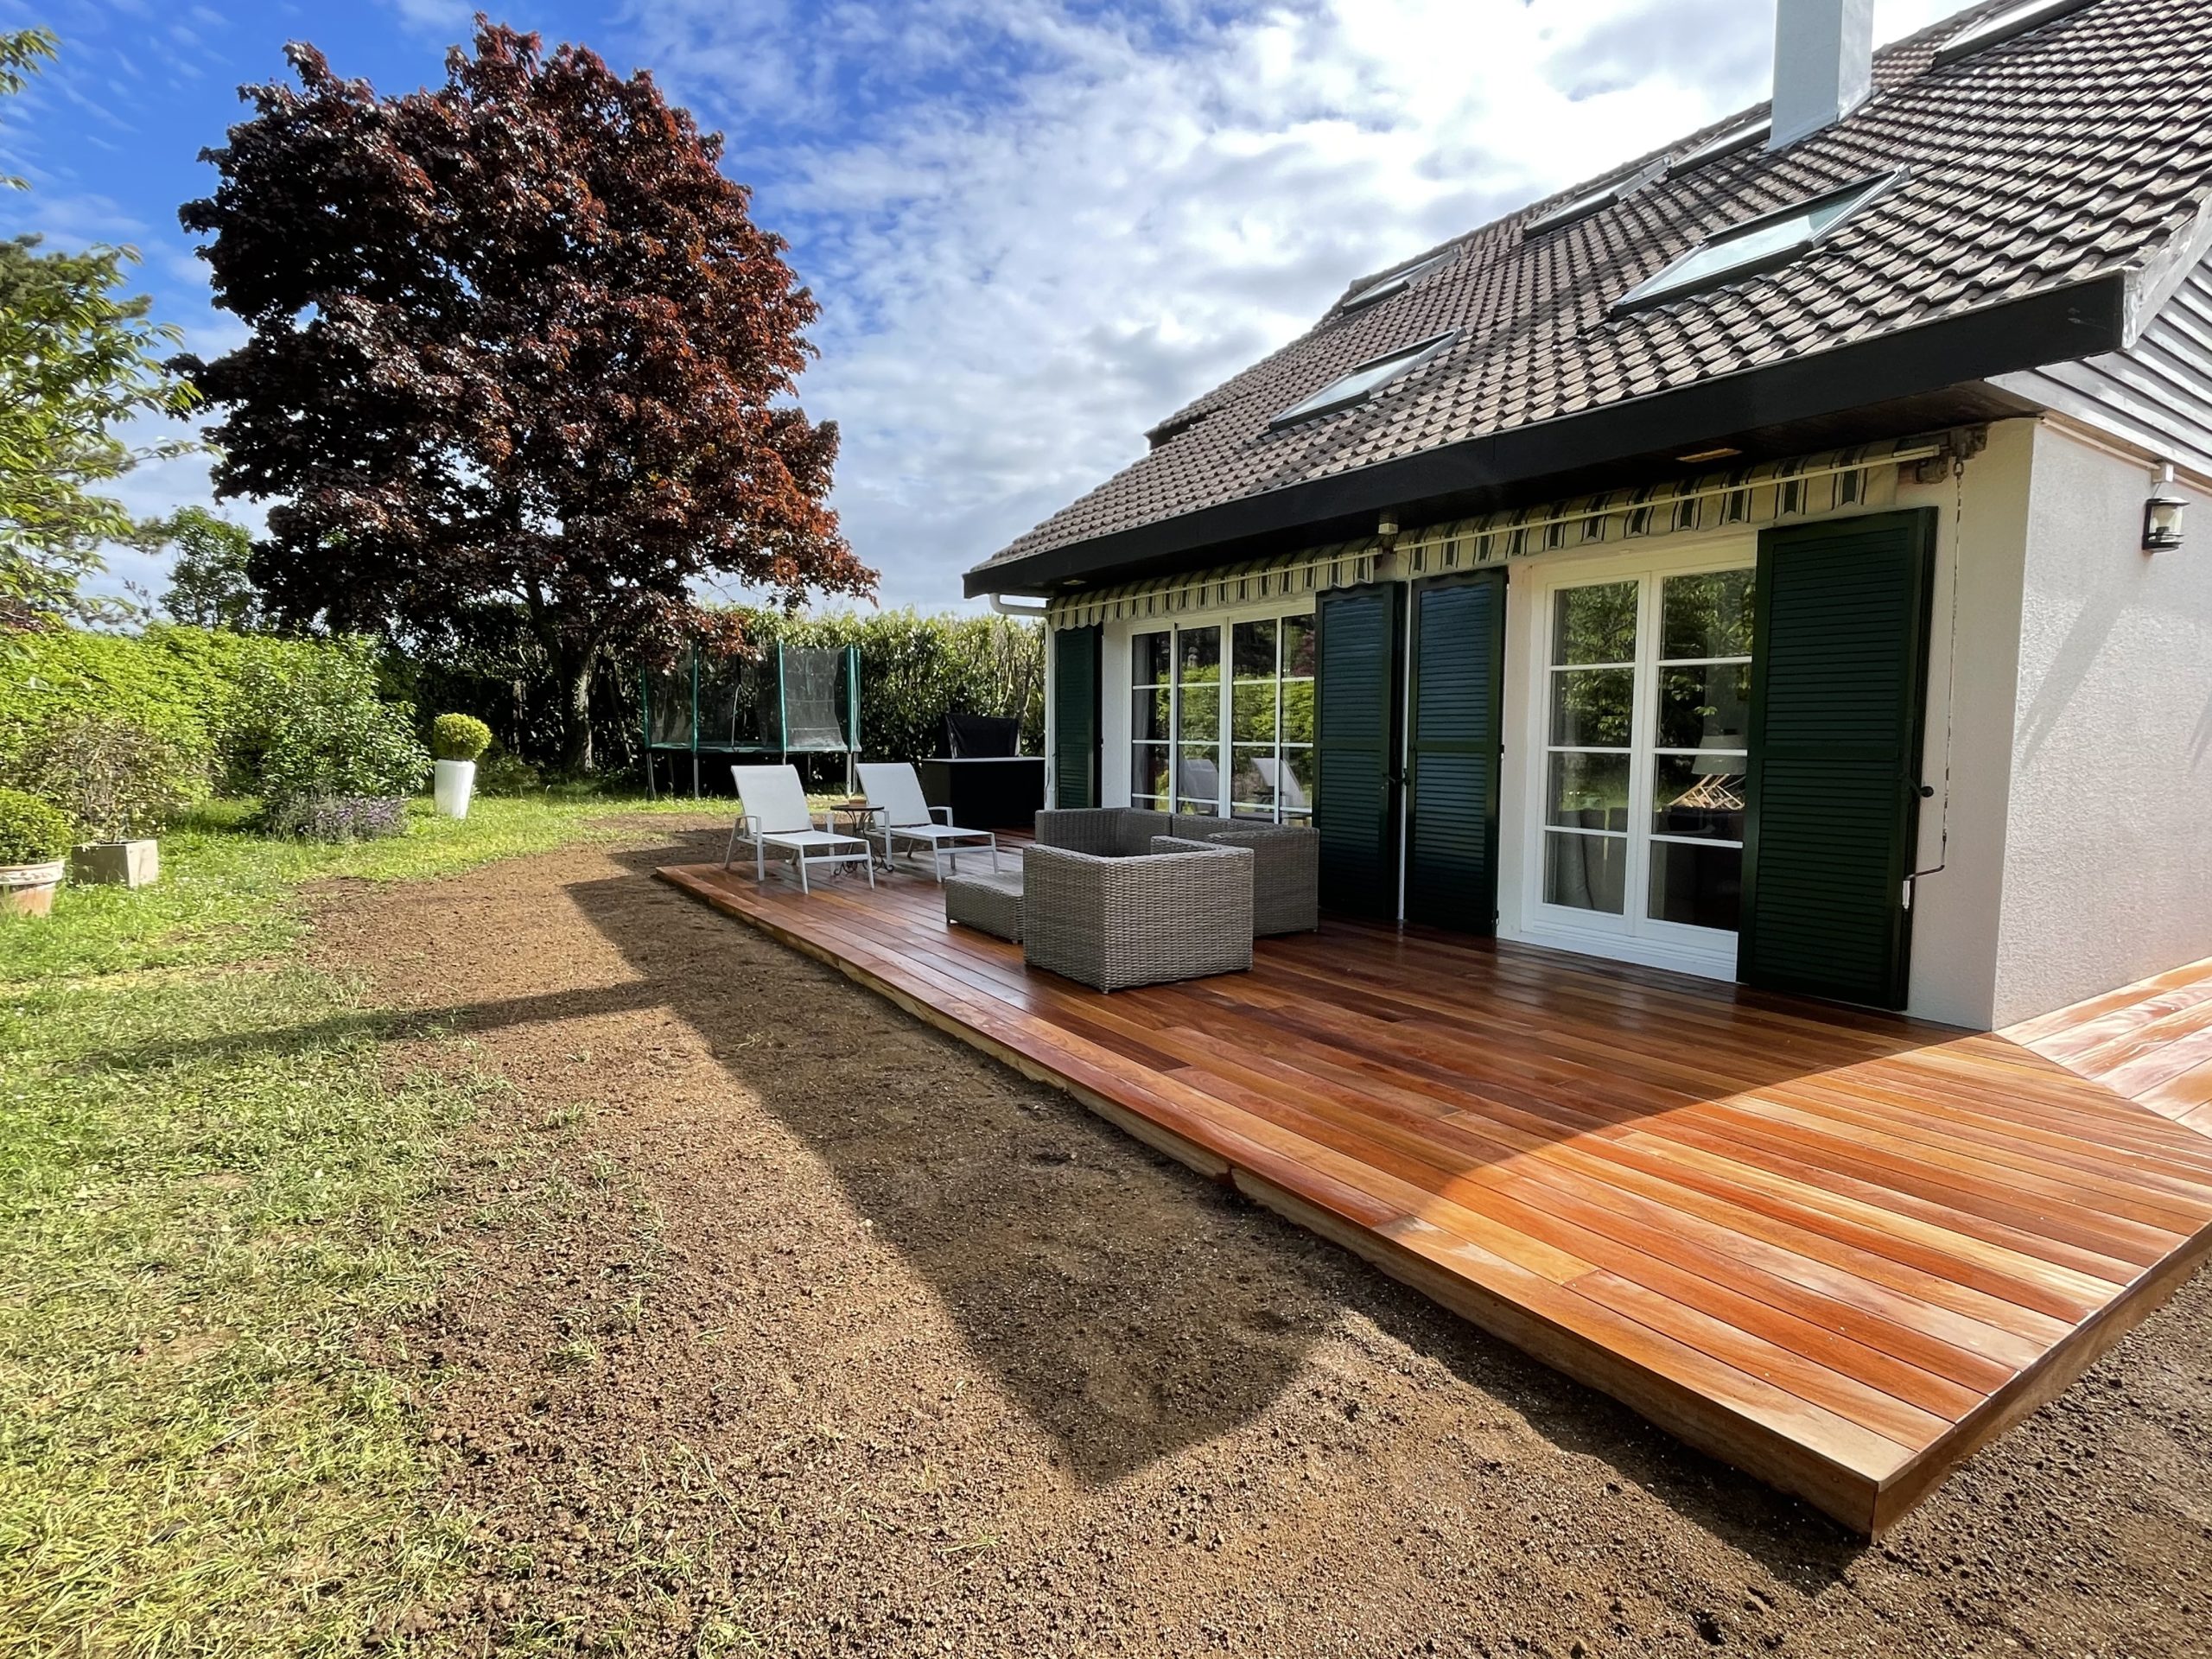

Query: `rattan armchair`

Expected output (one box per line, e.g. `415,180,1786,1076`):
1020,838,1253,991
1032,807,1318,936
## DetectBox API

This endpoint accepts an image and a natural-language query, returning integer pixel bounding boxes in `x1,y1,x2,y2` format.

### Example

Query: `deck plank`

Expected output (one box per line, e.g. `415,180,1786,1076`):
655,861,2212,1535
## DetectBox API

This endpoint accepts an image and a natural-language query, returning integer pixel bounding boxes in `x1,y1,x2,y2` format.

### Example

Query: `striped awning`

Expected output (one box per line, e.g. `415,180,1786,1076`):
1046,433,1952,630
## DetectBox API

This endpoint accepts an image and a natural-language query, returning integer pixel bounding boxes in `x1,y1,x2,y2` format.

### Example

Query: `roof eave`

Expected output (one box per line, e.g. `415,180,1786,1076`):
964,271,2132,600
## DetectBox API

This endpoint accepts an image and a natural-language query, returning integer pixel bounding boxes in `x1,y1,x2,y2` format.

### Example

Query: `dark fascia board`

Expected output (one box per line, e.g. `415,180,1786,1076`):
964,271,2128,597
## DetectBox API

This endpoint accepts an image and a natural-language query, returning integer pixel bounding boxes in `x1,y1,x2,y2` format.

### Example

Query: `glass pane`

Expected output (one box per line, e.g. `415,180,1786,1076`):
1178,626,1221,681
1132,686,1171,743
1179,683,1219,743
1133,631,1170,687
1550,667,1632,748
1548,752,1630,831
1232,620,1277,681
1176,744,1221,810
1280,678,1314,747
1283,747,1317,818
1651,753,1746,842
1551,582,1637,666
1230,680,1276,743
1655,662,1751,750
1545,830,1626,914
1282,615,1315,677
1649,841,1742,932
1661,569,1754,660
1130,745,1168,808
1230,745,1275,818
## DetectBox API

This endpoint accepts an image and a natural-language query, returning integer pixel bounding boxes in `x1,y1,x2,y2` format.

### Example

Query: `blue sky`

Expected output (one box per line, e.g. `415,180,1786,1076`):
0,0,1976,615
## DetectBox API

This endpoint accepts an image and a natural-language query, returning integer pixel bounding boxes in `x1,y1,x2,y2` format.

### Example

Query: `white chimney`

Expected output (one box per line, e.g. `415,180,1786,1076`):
1769,0,1874,150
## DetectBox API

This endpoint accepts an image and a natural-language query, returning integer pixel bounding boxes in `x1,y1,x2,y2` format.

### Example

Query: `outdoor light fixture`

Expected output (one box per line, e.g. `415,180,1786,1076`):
2145,463,2188,552
1377,512,1401,545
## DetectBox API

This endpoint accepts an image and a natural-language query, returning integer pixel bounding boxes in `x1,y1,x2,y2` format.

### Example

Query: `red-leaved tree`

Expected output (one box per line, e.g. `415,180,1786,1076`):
178,20,874,770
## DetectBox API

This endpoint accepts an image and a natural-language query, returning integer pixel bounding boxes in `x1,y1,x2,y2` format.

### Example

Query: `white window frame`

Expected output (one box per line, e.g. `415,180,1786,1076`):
1108,599,1318,821
1509,539,1756,981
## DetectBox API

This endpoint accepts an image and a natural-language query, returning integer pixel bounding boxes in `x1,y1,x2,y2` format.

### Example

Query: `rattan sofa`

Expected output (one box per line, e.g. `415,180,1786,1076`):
1033,808,1319,936
1020,837,1254,992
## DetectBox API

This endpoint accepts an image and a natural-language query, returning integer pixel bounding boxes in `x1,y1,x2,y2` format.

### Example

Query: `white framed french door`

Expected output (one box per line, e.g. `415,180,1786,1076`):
1513,544,1755,978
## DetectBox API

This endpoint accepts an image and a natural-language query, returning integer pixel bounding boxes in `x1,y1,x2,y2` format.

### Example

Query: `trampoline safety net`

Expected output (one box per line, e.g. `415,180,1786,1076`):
641,643,861,795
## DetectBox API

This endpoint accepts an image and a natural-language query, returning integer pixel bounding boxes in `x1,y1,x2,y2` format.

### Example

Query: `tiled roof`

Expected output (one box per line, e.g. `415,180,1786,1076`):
973,0,2212,582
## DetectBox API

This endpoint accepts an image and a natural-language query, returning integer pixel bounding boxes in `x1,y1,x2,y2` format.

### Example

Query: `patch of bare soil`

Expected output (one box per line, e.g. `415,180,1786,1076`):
315,824,2212,1658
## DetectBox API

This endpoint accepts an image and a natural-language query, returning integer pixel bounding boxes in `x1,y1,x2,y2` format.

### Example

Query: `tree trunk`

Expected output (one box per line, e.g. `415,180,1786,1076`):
561,650,597,775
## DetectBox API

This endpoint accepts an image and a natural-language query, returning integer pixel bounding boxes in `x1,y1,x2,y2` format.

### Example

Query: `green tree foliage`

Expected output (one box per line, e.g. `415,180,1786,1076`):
153,506,264,631
0,30,197,632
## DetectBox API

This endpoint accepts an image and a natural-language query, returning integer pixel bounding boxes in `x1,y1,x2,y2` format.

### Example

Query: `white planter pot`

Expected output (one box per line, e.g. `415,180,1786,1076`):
71,838,160,888
433,758,478,819
0,860,65,918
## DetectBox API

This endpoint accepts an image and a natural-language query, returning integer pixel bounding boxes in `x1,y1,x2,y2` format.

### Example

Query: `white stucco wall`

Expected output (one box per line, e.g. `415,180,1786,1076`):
1988,422,2212,1026
1892,419,2033,1029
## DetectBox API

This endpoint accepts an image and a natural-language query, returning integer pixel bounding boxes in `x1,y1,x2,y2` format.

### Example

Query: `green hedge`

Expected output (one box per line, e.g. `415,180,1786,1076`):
0,627,425,810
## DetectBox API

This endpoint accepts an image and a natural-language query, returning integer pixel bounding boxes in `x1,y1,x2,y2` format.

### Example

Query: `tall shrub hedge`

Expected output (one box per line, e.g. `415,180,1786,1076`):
0,626,426,810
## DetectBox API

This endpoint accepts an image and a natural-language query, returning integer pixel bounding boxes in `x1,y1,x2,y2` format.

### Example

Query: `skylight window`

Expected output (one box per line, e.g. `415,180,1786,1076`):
1611,172,1900,313
1932,0,2099,67
1268,333,1458,429
1341,248,1456,312
1524,157,1669,237
1671,118,1769,172
1525,181,1627,237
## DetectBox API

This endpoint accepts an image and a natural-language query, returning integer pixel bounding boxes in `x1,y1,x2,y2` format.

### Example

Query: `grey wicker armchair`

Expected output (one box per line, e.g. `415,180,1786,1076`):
1020,838,1253,991
1033,808,1316,936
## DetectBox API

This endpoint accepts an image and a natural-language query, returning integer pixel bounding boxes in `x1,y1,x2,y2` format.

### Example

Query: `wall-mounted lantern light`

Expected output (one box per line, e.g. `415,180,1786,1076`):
2145,462,2187,552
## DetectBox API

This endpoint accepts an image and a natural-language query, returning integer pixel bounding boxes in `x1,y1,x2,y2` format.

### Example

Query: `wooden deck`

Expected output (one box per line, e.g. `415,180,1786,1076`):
656,857,2212,1534
2007,959,2212,1136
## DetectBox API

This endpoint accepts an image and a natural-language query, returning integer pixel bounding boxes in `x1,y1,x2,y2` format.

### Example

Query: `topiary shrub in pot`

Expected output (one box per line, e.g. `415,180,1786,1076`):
429,713,493,820
10,709,211,888
0,788,72,918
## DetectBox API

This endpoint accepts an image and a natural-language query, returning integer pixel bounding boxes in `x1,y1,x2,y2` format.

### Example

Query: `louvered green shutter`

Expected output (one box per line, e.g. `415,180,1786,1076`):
1405,571,1506,934
1740,509,1936,1009
1051,625,1101,810
1313,583,1405,920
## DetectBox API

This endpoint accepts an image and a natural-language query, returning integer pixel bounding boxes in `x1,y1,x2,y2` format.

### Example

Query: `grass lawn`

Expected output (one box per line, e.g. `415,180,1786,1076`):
0,794,709,1656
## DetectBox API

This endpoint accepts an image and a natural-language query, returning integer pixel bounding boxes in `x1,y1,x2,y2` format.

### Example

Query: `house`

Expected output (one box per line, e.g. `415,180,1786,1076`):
966,0,2212,1033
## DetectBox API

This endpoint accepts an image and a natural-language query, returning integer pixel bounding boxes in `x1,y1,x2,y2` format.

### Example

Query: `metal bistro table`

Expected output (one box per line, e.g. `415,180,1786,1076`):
828,799,894,874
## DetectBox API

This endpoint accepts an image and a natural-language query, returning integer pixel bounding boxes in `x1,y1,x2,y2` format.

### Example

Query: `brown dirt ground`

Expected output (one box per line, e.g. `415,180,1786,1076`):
313,821,2212,1658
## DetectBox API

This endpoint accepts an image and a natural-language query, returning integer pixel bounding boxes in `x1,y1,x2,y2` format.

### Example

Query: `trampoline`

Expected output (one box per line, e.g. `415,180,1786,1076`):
641,642,861,798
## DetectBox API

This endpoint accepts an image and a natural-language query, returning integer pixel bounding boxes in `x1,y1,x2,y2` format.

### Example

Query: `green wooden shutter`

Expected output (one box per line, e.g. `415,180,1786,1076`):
1741,508,1936,1009
1313,583,1405,920
1406,570,1505,934
1051,625,1101,810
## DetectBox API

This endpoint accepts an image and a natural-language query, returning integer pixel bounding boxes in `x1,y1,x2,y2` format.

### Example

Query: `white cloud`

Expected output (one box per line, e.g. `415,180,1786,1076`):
625,0,1979,611
79,0,1979,614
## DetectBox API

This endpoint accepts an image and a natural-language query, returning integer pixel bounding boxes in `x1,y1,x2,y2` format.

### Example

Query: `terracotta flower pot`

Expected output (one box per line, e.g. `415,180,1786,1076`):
0,860,65,918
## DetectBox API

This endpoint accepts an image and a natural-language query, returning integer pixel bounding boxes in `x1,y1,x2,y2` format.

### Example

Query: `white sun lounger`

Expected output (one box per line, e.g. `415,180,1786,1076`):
856,761,1000,882
724,765,874,894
